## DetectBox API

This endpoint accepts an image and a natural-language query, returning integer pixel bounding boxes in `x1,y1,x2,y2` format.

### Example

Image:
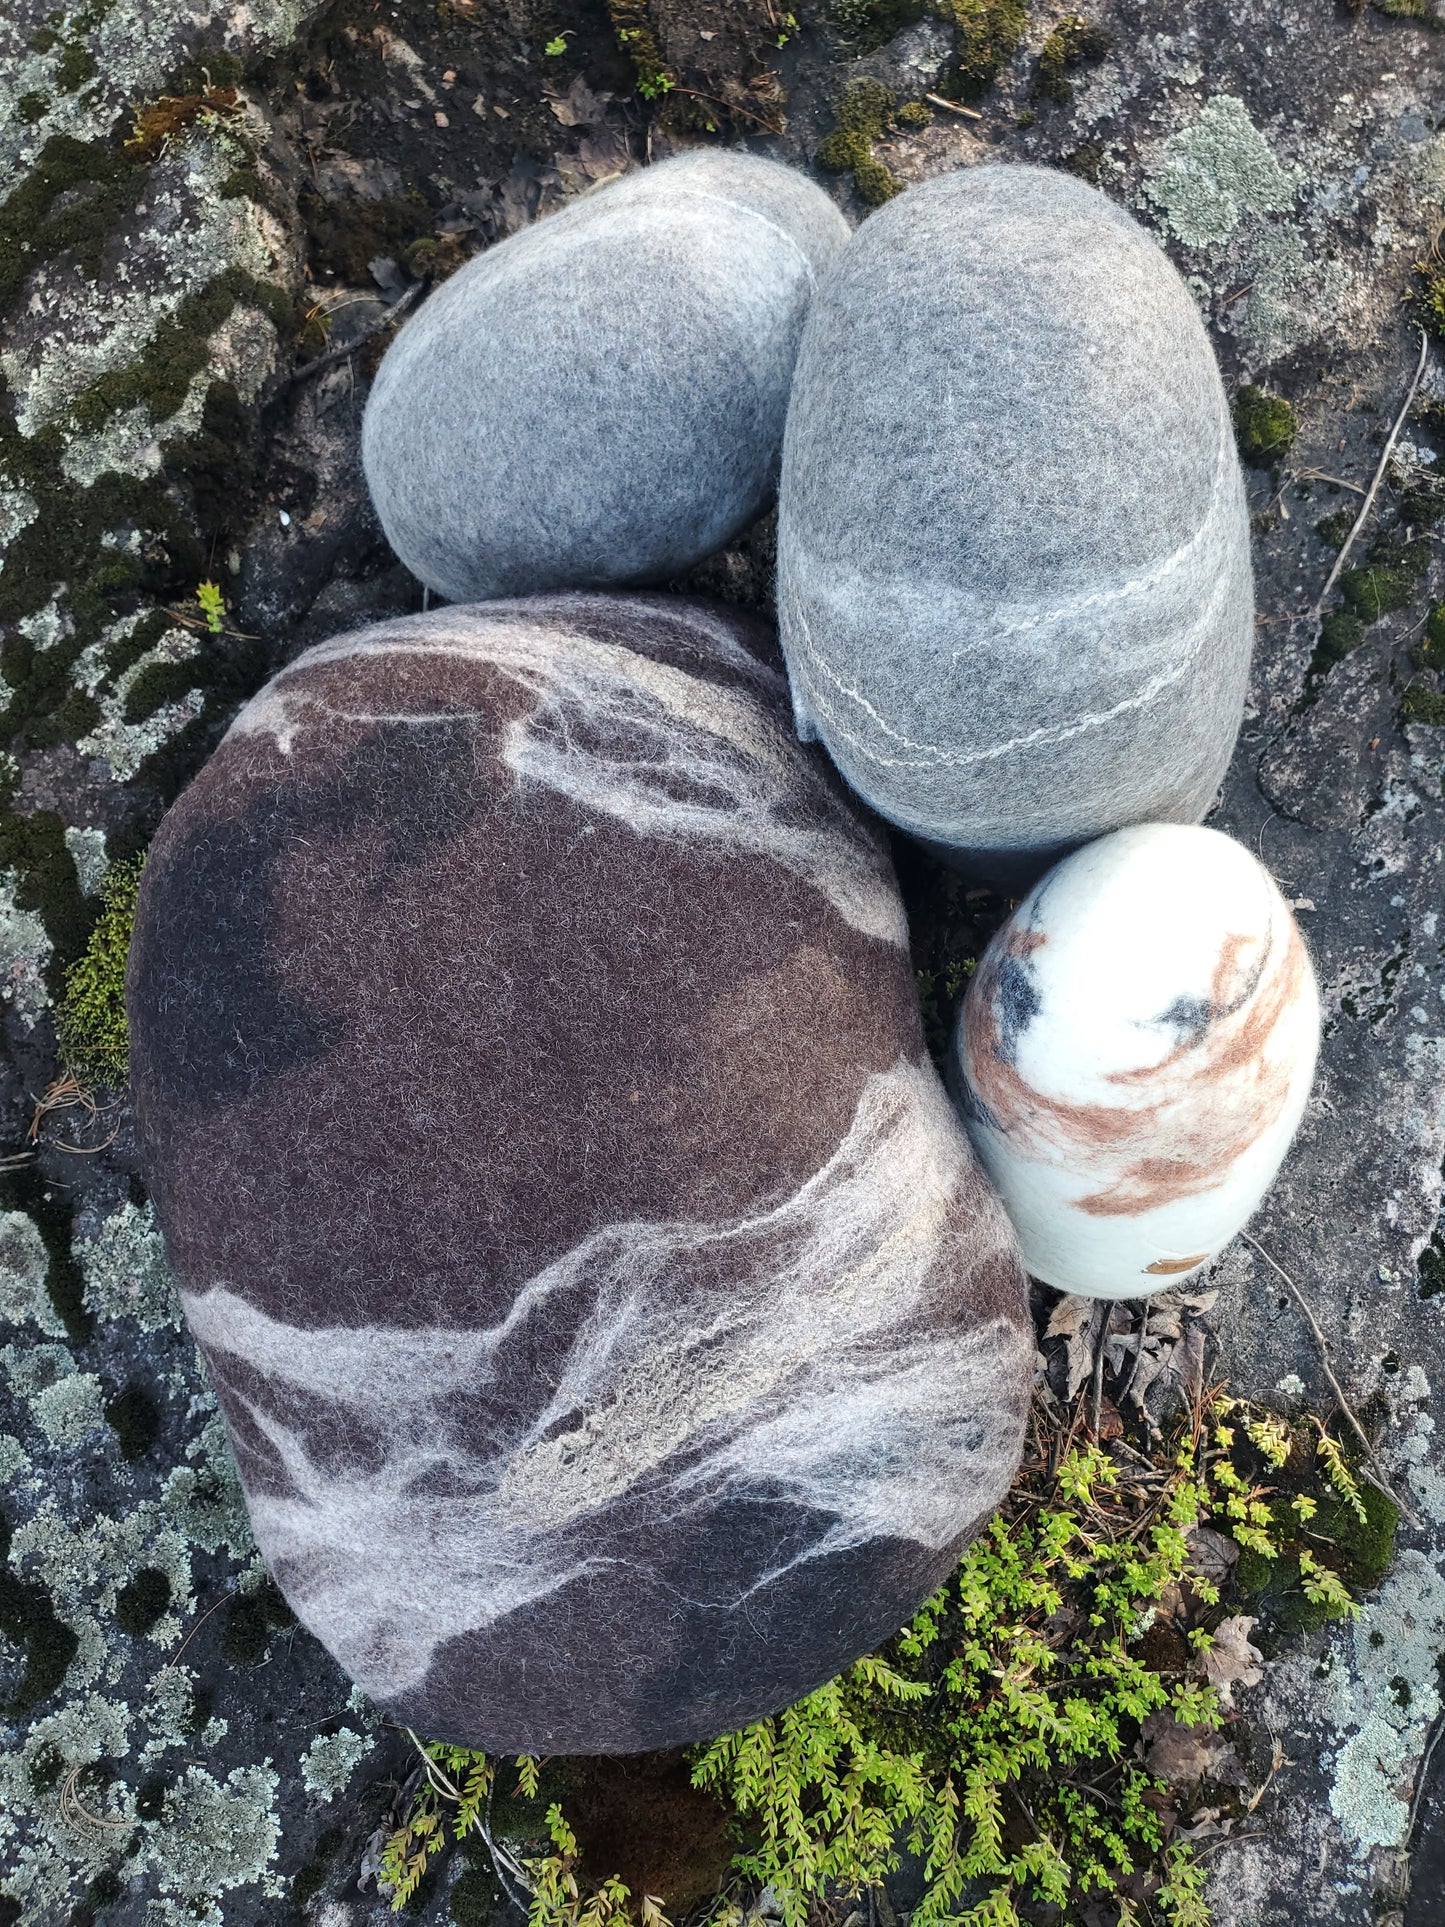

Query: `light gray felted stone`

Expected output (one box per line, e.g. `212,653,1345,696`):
362,153,849,603
777,164,1254,887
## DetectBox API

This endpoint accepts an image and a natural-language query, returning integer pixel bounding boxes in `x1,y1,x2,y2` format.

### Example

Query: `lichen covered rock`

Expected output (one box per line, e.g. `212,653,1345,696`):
126,593,1032,1754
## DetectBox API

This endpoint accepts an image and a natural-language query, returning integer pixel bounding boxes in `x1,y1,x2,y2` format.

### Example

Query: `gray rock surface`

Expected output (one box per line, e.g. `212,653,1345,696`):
777,163,1253,887
1,0,1444,1922
362,152,849,603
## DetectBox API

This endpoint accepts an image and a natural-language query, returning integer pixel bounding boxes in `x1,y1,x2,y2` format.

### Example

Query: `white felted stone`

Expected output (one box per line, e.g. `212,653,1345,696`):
777,164,1254,886
362,153,849,603
951,824,1321,1298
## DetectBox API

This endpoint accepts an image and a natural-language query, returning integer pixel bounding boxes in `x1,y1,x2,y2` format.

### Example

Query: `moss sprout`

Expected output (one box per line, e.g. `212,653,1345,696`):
55,856,143,1091
817,81,900,208
1315,508,1356,550
1233,385,1297,466
938,0,1028,103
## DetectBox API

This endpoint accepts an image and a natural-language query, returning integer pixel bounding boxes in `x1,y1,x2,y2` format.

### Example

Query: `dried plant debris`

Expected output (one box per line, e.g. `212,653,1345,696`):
1042,1286,1220,1418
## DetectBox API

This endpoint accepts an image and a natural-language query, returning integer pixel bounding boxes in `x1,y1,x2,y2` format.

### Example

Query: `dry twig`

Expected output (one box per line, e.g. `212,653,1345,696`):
1312,328,1431,619
1240,1232,1421,1529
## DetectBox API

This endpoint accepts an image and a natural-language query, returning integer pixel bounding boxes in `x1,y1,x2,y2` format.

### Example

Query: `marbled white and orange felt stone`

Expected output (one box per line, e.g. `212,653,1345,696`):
127,593,1032,1754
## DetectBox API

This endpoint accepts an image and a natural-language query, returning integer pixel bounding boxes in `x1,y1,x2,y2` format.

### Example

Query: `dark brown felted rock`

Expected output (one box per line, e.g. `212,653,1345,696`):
126,593,1032,1755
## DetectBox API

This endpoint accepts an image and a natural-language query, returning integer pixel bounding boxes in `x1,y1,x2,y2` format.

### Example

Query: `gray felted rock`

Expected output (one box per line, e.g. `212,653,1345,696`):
362,154,849,603
777,164,1254,887
126,592,1032,1756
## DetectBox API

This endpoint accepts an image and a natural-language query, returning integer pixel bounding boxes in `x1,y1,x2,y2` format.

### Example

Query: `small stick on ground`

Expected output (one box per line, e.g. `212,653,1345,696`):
1120,1296,1151,1412
1408,1711,1445,1847
289,282,422,386
1240,1231,1422,1529
1090,1300,1114,1439
925,92,984,118
1311,328,1431,619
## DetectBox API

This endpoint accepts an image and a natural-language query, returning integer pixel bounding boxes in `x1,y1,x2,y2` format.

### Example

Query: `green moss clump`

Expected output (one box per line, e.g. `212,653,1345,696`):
449,1866,501,1926
817,81,900,208
104,1381,161,1460
607,0,677,104
69,267,299,434
18,92,51,124
895,98,933,128
55,42,98,92
0,1512,79,1717
1233,384,1297,466
294,1828,343,1913
114,1565,172,1636
1421,601,1445,670
0,132,150,312
1311,609,1365,676
1062,139,1104,184
56,857,144,1091
1315,508,1356,550
300,186,432,286
1403,683,1445,725
1338,538,1429,623
1032,12,1111,103
938,0,1028,102
221,1578,296,1666
829,0,922,50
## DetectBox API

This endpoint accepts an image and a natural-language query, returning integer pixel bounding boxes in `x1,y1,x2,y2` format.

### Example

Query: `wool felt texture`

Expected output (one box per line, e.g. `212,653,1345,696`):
951,824,1320,1299
362,153,849,604
126,593,1033,1756
776,164,1255,888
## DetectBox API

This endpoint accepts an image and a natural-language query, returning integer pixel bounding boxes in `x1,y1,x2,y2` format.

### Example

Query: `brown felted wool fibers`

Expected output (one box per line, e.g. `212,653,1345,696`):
778,164,1254,888
362,152,849,603
126,593,1033,1755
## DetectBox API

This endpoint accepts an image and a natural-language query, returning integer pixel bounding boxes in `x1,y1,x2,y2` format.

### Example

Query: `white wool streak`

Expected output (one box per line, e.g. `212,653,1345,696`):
782,420,1239,773
229,609,905,948
183,1061,1017,1703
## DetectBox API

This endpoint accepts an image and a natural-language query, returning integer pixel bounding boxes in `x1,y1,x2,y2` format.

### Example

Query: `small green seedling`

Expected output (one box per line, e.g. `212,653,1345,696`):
196,581,225,634
544,32,571,54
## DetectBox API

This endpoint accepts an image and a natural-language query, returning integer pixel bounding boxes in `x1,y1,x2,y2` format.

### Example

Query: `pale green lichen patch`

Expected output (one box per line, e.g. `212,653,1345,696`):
29,1369,107,1448
149,1763,281,1910
0,864,54,1025
73,619,205,783
0,1208,66,1336
301,1726,372,1802
1327,1548,1445,1852
79,1200,181,1334
1142,93,1296,247
0,484,38,563
62,824,107,895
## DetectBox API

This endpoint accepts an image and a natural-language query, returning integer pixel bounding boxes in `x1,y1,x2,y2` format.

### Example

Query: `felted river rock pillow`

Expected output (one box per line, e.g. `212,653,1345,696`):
126,593,1033,1755
362,152,849,603
777,163,1254,888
